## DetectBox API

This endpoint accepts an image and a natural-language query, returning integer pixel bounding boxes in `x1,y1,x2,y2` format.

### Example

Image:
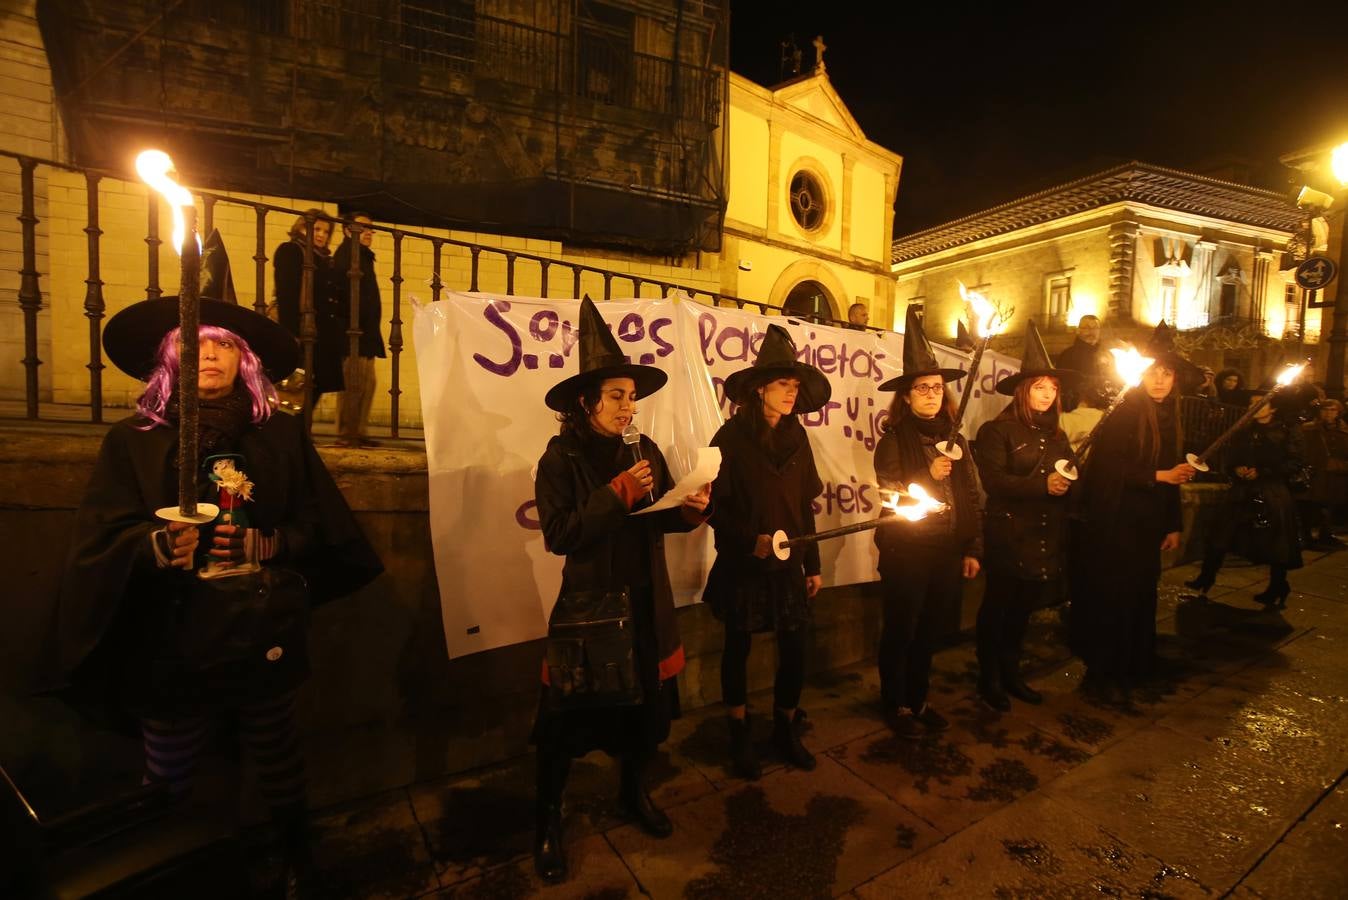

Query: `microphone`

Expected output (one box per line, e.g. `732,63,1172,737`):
621,424,655,503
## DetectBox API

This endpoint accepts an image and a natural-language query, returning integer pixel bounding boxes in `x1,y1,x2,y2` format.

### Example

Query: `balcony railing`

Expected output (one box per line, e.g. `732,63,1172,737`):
2,151,867,437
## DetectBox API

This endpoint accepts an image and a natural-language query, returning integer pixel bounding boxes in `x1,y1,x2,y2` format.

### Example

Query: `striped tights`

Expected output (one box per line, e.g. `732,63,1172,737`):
140,691,306,811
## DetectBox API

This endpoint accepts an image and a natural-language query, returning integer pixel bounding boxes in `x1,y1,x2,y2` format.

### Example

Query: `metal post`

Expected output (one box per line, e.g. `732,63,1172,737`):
252,206,268,316
300,213,318,431
146,191,163,300
83,173,106,423
388,231,403,439
431,239,443,302
539,259,550,298
505,251,516,295
17,158,43,419
468,246,479,293
345,217,364,364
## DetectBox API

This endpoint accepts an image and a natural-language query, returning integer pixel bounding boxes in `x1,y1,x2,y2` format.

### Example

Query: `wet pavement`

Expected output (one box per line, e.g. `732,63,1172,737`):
249,548,1348,898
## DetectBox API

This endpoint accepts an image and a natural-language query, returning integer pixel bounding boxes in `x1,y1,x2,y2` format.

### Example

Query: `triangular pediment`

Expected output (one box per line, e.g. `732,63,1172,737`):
773,73,866,140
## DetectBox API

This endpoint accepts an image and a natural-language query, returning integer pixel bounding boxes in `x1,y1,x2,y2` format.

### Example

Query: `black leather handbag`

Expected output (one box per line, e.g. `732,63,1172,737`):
545,588,644,710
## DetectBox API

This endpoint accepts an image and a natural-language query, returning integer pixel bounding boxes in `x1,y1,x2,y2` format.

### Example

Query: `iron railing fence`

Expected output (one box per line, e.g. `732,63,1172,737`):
2,150,873,438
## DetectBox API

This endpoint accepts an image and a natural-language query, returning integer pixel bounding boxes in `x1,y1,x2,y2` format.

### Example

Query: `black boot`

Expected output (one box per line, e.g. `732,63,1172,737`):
272,804,317,900
977,668,1011,712
534,755,570,884
772,709,816,771
1253,570,1291,609
728,715,761,781
1001,662,1042,705
620,755,672,838
1184,550,1221,595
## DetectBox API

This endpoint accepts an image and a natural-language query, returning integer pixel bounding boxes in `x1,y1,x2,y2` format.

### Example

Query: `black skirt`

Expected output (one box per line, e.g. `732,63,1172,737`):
532,585,681,760
705,566,810,635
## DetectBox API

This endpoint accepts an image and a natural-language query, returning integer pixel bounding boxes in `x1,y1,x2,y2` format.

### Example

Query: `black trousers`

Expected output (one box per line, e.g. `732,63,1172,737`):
720,627,807,710
877,545,962,711
977,575,1054,679
1198,545,1290,592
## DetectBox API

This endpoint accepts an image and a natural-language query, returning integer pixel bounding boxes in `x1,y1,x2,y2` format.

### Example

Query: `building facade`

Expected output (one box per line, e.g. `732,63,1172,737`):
891,163,1309,372
0,1,900,427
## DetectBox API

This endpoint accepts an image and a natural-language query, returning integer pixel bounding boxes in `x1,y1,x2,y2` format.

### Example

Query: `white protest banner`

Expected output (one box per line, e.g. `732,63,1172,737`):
413,293,1019,659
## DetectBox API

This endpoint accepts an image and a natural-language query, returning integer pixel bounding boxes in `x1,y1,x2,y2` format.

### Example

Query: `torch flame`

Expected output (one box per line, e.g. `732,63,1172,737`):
135,150,196,255
1275,362,1308,387
1109,346,1154,390
880,484,946,522
959,282,1004,338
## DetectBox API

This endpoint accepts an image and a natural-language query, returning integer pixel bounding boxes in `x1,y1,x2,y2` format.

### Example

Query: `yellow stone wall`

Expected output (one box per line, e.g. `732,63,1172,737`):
721,72,900,327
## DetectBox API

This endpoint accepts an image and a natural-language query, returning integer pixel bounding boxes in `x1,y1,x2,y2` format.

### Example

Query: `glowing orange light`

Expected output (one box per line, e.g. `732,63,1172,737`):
135,150,197,255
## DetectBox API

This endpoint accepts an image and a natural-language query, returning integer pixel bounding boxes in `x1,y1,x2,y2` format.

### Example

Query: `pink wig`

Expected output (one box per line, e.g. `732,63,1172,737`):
136,325,276,428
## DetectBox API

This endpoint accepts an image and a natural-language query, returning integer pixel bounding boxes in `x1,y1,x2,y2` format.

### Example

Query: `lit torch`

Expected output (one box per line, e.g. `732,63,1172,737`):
1185,362,1310,473
1053,345,1154,481
137,149,218,528
771,484,947,560
937,283,1004,460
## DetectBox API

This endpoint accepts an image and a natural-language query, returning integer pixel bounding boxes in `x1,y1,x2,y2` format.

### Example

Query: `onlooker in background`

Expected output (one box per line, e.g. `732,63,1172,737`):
1055,315,1102,410
273,210,344,403
1194,366,1218,399
329,213,386,448
1302,398,1348,548
1215,368,1245,405
1060,377,1107,452
847,302,870,331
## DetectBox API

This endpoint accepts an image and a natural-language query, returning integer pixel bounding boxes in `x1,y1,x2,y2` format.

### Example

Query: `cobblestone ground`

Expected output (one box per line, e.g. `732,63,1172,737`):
249,548,1348,899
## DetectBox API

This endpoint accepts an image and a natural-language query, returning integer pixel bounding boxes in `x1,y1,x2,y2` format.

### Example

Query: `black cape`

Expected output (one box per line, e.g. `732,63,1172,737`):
55,411,383,713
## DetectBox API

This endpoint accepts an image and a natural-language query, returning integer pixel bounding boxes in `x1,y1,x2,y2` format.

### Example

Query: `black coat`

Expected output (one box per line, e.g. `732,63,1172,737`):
872,419,983,569
1303,420,1348,506
1069,391,1181,676
328,240,386,360
274,240,345,393
975,413,1073,582
1213,420,1305,569
534,429,698,682
56,412,383,714
702,412,822,632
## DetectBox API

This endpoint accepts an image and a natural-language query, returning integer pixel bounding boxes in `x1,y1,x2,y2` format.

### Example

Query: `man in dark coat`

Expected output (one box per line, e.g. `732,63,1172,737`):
328,212,387,447
1055,315,1102,410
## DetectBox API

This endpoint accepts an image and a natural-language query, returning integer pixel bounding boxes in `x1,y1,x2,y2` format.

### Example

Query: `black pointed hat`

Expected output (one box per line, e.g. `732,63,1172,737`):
879,304,966,392
103,228,298,382
995,319,1082,395
721,323,832,414
1142,320,1201,384
544,296,668,412
955,319,976,352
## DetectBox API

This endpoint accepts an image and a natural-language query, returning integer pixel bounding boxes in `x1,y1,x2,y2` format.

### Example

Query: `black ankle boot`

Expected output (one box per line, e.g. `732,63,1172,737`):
772,709,816,771
534,756,569,884
977,669,1011,712
1253,581,1290,609
1000,662,1042,705
620,756,672,838
728,716,761,781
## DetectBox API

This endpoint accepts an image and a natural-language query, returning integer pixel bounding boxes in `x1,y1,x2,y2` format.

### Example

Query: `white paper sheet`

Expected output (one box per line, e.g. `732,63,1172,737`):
632,447,722,515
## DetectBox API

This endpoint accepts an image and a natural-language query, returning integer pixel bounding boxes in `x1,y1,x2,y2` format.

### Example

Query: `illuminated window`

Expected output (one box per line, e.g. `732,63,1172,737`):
789,170,827,232
1046,275,1072,326
1160,276,1179,324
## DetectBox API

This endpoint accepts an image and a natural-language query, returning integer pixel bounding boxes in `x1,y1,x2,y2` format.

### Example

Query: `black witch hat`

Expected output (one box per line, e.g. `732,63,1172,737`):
722,323,832,414
1141,321,1201,385
955,319,976,353
879,304,966,392
996,319,1081,395
544,296,668,412
103,228,299,382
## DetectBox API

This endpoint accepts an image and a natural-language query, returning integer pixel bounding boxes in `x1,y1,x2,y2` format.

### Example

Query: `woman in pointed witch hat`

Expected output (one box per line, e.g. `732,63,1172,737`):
1185,377,1308,607
873,304,983,738
702,323,831,779
532,297,711,884
57,233,382,899
971,320,1079,711
1069,321,1196,704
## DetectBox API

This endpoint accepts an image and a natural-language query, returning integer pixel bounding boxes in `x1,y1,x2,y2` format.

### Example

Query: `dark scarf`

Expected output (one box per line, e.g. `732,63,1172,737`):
891,410,978,542
733,408,805,468
166,386,256,456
